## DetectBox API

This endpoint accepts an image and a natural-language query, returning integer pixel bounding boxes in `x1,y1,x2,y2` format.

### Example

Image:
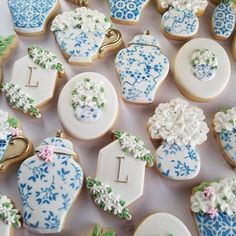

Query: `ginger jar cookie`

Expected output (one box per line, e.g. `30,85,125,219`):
174,38,230,102
17,131,84,233
147,98,209,180
115,31,169,104
51,7,122,65
86,131,153,220
191,177,236,236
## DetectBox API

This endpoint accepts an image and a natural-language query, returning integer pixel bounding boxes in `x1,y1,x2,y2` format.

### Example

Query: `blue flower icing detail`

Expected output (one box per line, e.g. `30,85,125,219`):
0,134,12,161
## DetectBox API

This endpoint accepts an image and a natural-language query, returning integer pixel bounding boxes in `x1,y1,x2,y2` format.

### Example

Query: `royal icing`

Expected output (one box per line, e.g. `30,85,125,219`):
134,212,191,236
58,72,118,140
89,224,116,236
0,35,17,63
8,0,59,35
17,134,84,233
174,38,231,101
115,33,169,104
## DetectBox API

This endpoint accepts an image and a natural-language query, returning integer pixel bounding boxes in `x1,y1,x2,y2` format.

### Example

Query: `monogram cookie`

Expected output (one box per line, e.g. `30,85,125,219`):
191,177,236,236
174,38,230,102
0,195,22,236
88,224,116,236
0,45,64,118
17,131,84,233
115,31,169,104
51,7,122,65
157,0,208,40
86,131,153,220
147,98,209,180
8,0,60,36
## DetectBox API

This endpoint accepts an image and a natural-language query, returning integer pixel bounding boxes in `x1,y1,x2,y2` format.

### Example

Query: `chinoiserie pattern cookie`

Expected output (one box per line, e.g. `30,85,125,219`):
115,31,169,104
17,131,84,234
0,45,64,118
134,212,191,236
106,0,150,24
213,107,236,170
211,0,235,40
86,130,153,220
147,98,209,180
0,109,33,172
51,7,122,65
8,0,60,36
88,224,116,236
58,72,119,140
191,177,236,236
157,0,208,40
0,195,22,236
174,38,230,102
67,0,88,6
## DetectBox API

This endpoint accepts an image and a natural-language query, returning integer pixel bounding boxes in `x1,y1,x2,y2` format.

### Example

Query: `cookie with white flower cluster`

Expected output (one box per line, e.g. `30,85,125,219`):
157,0,208,40
0,195,22,236
67,0,88,6
213,107,236,170
51,7,122,65
0,45,64,118
0,109,33,173
191,176,236,236
17,130,84,234
174,38,231,102
88,224,116,236
86,130,153,220
147,98,209,180
134,212,191,236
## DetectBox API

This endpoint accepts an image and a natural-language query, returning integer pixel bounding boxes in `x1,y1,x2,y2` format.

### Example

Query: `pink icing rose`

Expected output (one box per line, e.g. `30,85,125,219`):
38,145,55,162
11,127,22,137
207,207,218,219
204,186,215,198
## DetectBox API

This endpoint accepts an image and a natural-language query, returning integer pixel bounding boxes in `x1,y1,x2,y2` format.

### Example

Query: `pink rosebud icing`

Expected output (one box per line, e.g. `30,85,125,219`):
11,127,22,137
204,186,215,198
207,207,218,219
38,145,55,162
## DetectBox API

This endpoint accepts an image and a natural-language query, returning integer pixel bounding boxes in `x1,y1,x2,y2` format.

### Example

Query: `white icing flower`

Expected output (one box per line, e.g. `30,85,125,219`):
214,107,236,132
147,98,209,146
191,191,213,213
0,109,10,138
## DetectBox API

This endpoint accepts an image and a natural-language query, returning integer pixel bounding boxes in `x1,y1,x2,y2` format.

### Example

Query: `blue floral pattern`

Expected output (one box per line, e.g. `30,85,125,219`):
17,137,84,233
0,134,11,161
156,141,200,180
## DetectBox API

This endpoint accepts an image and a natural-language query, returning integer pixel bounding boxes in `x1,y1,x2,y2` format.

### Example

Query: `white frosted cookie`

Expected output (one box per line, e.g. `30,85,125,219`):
115,31,169,104
58,72,118,140
147,98,209,180
17,131,84,234
134,212,191,236
174,38,230,102
86,131,153,220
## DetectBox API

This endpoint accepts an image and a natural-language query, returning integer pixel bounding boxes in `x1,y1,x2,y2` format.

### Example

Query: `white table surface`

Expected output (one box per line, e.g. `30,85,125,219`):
0,1,235,236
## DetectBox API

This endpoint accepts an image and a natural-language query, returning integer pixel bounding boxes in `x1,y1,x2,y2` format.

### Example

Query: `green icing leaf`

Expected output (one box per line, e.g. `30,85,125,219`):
0,35,16,57
91,224,101,236
7,117,19,128
90,224,116,236
193,182,210,193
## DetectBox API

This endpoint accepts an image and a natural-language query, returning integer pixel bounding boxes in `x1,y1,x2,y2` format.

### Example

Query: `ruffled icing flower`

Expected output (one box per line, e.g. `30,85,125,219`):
147,98,209,146
37,145,55,162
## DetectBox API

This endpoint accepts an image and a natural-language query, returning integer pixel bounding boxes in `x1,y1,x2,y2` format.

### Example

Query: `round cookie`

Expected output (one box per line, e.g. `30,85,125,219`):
174,38,230,102
58,72,119,140
134,212,191,236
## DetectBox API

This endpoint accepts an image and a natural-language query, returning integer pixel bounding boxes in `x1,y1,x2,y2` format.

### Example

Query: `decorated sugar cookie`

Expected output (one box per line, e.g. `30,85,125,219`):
174,38,230,102
147,98,209,180
106,0,150,24
67,0,88,6
88,224,116,236
134,212,191,236
0,109,33,172
0,195,22,236
211,0,235,40
51,7,122,65
191,177,236,236
58,72,119,140
17,131,84,233
86,130,153,220
115,31,170,104
157,0,208,40
8,0,60,36
0,45,64,118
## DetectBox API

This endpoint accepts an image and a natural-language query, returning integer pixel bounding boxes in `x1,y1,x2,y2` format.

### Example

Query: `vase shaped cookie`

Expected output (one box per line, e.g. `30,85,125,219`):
8,0,60,36
106,0,150,24
157,0,208,40
115,31,169,104
51,7,122,65
17,131,84,233
86,130,153,220
211,0,235,40
147,98,209,180
174,38,230,102
0,109,33,172
191,177,236,236
134,212,191,236
0,45,64,118
0,195,22,236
